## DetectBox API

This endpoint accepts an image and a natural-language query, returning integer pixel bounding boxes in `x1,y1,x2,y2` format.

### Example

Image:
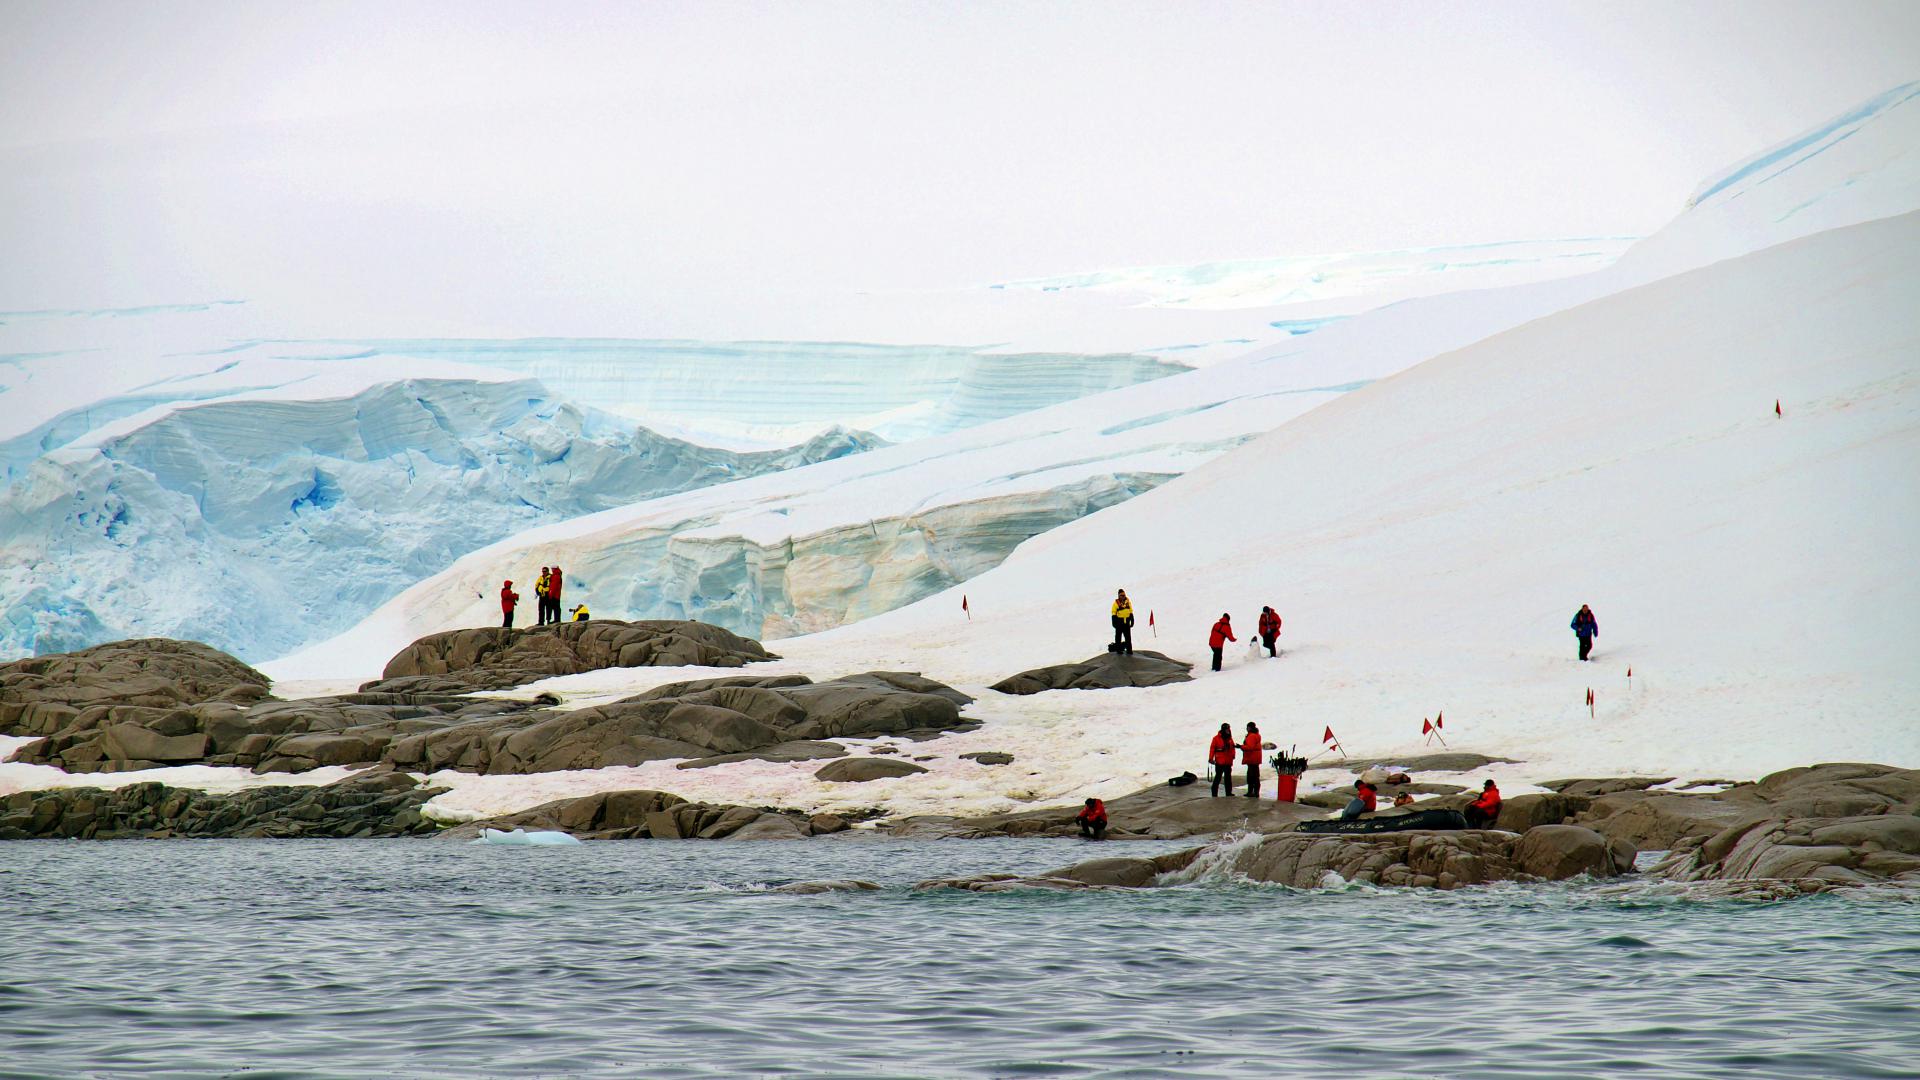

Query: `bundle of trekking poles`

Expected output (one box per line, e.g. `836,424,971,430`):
1269,747,1310,776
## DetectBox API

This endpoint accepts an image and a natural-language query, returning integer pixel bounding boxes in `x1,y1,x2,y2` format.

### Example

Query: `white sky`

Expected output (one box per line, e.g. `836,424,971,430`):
2,0,1916,340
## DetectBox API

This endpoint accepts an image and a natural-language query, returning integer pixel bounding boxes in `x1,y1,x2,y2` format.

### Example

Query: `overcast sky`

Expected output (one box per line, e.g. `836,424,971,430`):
2,1,1916,339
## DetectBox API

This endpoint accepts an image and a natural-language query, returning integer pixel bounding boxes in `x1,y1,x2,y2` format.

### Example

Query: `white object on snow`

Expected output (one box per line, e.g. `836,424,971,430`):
473,828,582,846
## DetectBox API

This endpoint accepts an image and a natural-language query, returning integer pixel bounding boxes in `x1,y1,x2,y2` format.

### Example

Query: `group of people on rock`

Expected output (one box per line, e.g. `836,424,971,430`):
499,565,587,628
1206,722,1268,797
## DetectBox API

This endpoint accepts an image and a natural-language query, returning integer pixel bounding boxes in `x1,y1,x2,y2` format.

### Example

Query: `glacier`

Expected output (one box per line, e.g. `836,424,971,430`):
284,81,1920,677
0,373,877,661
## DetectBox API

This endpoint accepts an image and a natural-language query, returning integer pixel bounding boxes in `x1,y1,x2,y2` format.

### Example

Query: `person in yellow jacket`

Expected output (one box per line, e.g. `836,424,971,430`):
1110,589,1135,655
570,603,590,622
534,568,552,626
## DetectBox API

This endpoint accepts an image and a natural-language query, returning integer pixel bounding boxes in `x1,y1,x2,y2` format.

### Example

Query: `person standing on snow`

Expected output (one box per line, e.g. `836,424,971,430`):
548,565,564,626
1111,589,1135,655
1242,722,1266,798
500,580,521,629
534,568,551,626
1571,604,1599,661
1208,613,1236,672
1464,779,1502,828
1258,606,1282,657
1208,723,1238,796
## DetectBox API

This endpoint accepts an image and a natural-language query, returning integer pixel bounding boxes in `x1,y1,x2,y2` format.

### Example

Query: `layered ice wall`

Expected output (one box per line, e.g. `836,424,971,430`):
0,374,876,660
301,339,1187,447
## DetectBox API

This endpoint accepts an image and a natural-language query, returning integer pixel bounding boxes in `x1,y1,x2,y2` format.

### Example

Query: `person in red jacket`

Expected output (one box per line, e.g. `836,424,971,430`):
547,565,564,625
500,580,520,629
1257,606,1281,657
1074,797,1108,840
1208,614,1236,672
1241,722,1265,798
1208,723,1238,796
1340,779,1378,821
1465,779,1502,828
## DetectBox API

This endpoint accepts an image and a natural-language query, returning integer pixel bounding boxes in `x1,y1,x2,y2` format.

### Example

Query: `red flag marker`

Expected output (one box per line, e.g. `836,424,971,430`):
1148,610,1157,638
1587,687,1596,719
1775,399,1783,417
1322,726,1335,744
1435,711,1443,729
962,595,970,620
1421,718,1433,735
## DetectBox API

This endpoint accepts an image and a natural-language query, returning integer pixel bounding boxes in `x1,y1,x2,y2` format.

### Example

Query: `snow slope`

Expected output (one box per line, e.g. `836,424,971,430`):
290,84,1920,674
406,207,1920,824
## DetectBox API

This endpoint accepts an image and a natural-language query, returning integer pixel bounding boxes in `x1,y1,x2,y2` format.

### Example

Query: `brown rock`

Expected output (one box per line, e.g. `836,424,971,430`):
814,757,929,783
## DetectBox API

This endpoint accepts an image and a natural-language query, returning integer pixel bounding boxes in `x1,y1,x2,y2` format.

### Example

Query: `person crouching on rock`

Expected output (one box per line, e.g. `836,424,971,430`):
1076,798,1108,840
500,580,520,629
1242,722,1265,798
1258,606,1281,657
1111,589,1135,655
1465,779,1501,828
1208,723,1237,796
1208,613,1235,672
1340,780,1377,821
534,567,551,625
570,603,590,622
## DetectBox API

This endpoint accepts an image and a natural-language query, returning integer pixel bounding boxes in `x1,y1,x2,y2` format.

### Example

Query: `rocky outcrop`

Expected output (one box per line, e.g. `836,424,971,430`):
1642,764,1920,890
959,751,1014,766
1341,753,1519,774
6,635,976,778
363,619,780,694
443,788,843,841
0,638,271,737
920,826,1632,891
989,651,1193,695
1541,777,1675,797
814,757,930,782
382,671,974,775
0,772,444,840
903,782,1325,840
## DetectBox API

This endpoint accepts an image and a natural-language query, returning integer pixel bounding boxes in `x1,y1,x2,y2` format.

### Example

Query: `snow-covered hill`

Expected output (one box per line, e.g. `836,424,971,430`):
288,84,1920,673
402,206,1920,825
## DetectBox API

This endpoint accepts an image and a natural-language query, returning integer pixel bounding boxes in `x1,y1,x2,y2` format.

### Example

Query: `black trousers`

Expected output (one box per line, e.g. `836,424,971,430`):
1210,763,1234,796
1113,620,1133,654
1578,634,1593,660
1464,805,1496,828
1211,646,1223,671
548,597,562,624
1079,820,1107,840
503,610,515,628
1262,633,1277,656
1245,763,1260,797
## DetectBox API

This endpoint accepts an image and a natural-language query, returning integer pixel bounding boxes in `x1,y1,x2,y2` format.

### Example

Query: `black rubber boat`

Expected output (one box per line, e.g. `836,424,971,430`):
1294,809,1468,834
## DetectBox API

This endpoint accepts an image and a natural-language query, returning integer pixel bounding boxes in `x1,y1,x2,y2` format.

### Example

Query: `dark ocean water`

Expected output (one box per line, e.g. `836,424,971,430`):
1,837,1915,1079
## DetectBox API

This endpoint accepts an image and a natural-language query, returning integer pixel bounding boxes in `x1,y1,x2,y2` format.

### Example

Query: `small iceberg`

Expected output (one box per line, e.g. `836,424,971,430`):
473,827,582,846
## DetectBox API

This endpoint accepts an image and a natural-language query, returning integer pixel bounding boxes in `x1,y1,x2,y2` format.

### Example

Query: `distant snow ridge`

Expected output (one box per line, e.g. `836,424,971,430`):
0,378,878,661
280,338,1188,447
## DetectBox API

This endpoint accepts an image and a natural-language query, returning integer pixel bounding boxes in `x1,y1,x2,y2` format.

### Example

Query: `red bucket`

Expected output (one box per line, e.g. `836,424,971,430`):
1274,774,1299,803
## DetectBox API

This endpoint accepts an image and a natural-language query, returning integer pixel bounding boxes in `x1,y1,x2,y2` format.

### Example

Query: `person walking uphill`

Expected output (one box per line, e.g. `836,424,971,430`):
1111,590,1135,655
1208,724,1237,796
1258,606,1281,657
1242,722,1265,798
500,580,520,629
1208,614,1236,672
1571,604,1599,661
534,568,551,626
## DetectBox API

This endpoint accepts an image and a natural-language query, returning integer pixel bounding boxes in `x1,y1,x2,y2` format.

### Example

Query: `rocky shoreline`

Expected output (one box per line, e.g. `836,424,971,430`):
4,632,1916,895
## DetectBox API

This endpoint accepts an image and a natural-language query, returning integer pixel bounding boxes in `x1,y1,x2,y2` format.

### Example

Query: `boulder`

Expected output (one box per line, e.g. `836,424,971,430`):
1492,793,1592,833
0,639,270,736
1576,792,1754,850
1512,825,1635,879
364,619,780,694
0,774,445,840
814,758,930,783
960,751,1015,766
990,651,1193,695
1540,777,1675,797
675,741,848,770
772,880,882,894
1342,753,1520,774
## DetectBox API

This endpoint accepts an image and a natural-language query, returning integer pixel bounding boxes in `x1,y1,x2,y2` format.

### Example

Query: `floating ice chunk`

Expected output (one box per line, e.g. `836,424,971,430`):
473,827,582,846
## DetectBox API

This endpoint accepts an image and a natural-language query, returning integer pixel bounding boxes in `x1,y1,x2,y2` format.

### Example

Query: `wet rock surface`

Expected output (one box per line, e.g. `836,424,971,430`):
440,788,840,841
0,639,271,737
364,619,780,694
989,651,1193,695
0,773,444,840
904,782,1326,840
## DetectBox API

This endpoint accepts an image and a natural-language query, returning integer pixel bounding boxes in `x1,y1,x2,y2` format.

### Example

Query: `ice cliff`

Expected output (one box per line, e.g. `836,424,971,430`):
0,376,876,660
